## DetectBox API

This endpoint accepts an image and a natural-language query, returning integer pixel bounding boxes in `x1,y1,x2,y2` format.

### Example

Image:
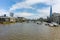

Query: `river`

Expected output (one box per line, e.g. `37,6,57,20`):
0,22,60,40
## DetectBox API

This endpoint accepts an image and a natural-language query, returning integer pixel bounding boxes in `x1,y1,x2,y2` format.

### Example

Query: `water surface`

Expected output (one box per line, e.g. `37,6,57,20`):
0,22,60,40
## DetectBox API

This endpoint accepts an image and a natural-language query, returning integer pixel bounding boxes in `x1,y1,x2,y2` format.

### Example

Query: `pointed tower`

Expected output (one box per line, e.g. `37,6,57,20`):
50,5,52,17
50,0,53,17
49,5,52,23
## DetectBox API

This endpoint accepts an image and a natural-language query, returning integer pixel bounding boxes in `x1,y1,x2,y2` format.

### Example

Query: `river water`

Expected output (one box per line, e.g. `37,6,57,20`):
0,22,60,40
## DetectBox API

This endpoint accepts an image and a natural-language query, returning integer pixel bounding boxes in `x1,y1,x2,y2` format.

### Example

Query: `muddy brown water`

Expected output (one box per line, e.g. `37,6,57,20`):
0,22,60,40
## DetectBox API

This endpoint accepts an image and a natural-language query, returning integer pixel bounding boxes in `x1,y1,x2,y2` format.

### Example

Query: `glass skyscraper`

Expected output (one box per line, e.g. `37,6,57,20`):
50,5,52,17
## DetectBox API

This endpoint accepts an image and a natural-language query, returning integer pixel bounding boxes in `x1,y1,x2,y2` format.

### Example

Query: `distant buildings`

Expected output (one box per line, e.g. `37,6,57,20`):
10,12,14,17
0,12,28,23
16,17,26,22
0,16,10,23
47,12,60,24
9,17,16,22
0,13,16,23
0,16,16,23
52,13,60,24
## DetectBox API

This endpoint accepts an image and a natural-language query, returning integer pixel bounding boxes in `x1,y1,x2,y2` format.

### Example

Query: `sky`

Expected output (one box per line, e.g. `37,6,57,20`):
0,0,60,19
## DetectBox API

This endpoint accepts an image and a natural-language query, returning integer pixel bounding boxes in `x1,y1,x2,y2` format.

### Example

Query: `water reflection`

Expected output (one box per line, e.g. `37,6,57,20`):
0,22,60,40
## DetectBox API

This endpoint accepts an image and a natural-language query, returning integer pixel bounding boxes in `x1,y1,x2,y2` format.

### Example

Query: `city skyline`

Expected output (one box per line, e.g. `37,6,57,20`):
0,0,60,19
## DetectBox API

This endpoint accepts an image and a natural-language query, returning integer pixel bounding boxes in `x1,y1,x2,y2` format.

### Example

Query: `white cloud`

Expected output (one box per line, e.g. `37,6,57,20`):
0,9,9,16
14,12,43,19
14,7,50,19
9,0,50,19
14,12,34,17
52,0,60,13
37,7,50,18
10,0,50,11
10,0,60,13
9,0,60,19
53,4,60,13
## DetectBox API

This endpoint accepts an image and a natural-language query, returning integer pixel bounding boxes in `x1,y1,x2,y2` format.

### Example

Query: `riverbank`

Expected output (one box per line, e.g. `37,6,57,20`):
0,22,16,24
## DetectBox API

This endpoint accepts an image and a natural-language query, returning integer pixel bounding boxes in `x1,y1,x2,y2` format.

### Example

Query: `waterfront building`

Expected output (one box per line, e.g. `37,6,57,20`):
16,17,26,22
52,13,60,24
0,16,10,23
9,12,16,22
0,16,16,23
9,17,16,22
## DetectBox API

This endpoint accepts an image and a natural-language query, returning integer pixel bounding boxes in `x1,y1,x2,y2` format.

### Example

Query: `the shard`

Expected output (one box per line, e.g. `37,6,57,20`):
50,5,52,17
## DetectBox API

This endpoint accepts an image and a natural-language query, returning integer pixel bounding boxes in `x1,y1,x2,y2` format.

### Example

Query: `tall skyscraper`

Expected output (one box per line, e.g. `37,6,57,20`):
49,5,52,23
50,0,53,17
10,12,14,17
50,5,52,17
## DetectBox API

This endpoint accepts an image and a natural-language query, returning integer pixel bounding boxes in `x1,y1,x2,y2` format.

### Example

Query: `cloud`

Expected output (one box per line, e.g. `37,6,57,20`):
9,0,60,19
0,9,9,16
14,12,34,17
10,0,50,11
14,7,50,19
14,12,43,19
37,7,50,18
53,4,60,13
52,0,60,13
9,0,51,19
10,0,60,13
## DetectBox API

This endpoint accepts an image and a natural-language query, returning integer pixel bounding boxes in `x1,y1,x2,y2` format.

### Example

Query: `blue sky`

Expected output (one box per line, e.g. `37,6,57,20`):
0,0,23,10
0,0,59,19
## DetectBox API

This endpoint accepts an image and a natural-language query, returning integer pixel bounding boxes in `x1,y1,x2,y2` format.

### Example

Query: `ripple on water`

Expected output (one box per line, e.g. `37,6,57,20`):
0,23,60,40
